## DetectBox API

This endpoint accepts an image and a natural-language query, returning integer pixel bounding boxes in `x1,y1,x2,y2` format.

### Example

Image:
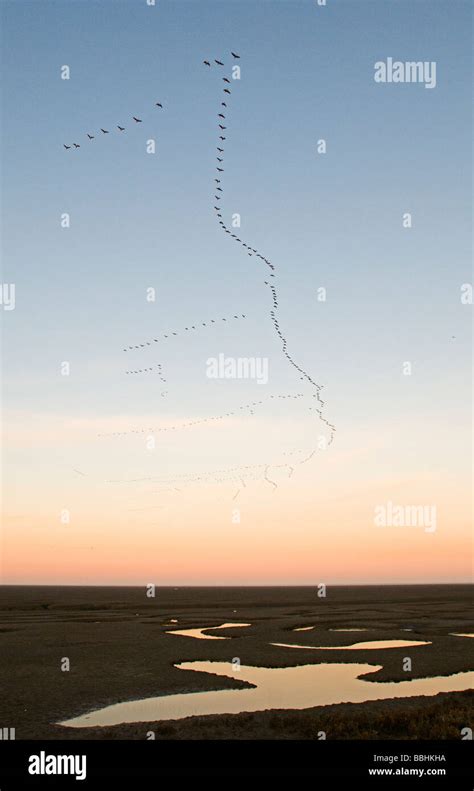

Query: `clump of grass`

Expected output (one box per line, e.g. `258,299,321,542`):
305,694,474,740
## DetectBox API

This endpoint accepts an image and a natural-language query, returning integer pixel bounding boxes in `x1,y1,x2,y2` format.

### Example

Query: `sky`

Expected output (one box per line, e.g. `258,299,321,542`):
0,0,472,585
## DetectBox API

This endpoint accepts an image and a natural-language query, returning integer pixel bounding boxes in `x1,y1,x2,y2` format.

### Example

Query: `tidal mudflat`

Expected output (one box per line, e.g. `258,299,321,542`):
60,662,474,728
0,584,472,739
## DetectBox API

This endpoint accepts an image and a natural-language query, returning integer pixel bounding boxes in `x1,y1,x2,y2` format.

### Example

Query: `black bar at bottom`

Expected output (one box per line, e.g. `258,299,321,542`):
0,740,472,786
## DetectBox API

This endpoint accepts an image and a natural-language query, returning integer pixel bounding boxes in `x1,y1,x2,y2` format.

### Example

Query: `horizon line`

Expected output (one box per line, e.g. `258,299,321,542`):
0,582,472,589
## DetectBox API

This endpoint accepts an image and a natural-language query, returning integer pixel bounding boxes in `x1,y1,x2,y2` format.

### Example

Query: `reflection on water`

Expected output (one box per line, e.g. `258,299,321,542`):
294,627,369,633
166,623,250,640
450,633,474,638
329,628,367,632
271,639,431,651
59,661,474,728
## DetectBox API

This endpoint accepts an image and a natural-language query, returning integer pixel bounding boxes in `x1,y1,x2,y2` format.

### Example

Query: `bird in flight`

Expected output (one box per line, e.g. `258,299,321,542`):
133,117,142,123
224,88,231,94
215,59,224,66
221,102,227,107
219,124,226,130
155,102,163,108
231,52,240,59
101,128,109,134
223,78,230,84
117,125,125,131
87,134,94,140
217,157,223,162
73,143,80,148
203,60,211,67
218,114,225,119
217,147,224,152
63,144,71,149
219,136,226,141
217,167,224,172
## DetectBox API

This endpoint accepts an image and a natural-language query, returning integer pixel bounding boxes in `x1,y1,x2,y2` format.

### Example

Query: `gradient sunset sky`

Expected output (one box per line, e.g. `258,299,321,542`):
1,0,472,584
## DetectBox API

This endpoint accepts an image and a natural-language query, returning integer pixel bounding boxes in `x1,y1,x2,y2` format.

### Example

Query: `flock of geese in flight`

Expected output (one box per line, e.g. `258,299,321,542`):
106,445,317,497
98,393,306,438
63,103,164,149
107,441,320,499
202,53,336,456
107,460,285,488
64,51,335,496
122,313,246,352
125,363,167,383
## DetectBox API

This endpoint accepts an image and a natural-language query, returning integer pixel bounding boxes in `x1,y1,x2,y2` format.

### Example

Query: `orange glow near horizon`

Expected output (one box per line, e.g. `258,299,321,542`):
2,447,471,584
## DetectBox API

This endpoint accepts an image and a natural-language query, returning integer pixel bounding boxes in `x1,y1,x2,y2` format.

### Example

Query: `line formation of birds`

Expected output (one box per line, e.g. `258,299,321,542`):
106,462,268,485
122,313,246,352
63,102,164,149
106,460,281,487
106,447,317,499
107,458,297,496
125,363,167,382
203,53,336,455
80,52,334,497
97,393,306,438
